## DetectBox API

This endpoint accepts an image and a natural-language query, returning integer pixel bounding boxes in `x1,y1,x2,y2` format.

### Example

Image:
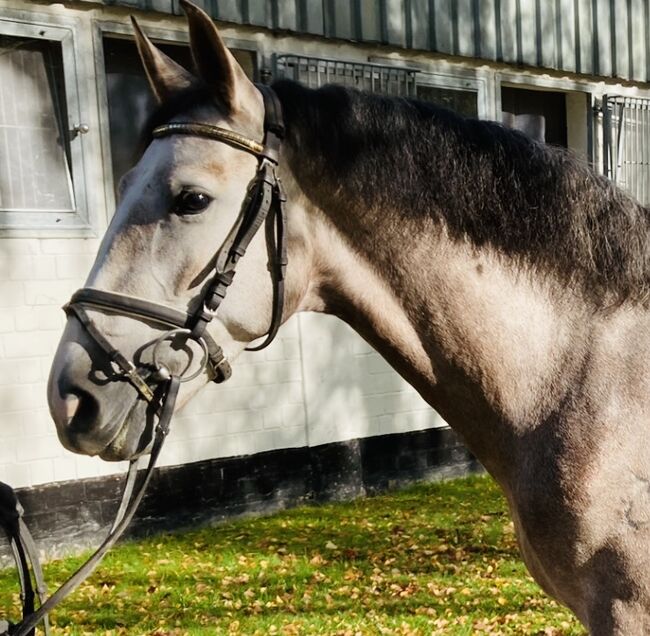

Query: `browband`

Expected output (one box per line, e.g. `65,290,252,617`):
152,122,265,158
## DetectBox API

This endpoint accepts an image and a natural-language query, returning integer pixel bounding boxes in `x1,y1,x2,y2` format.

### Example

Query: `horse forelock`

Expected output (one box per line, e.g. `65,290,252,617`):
272,79,650,308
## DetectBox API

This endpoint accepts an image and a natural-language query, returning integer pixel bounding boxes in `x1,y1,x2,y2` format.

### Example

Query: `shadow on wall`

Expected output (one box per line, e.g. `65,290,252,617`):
169,310,451,481
296,313,453,498
300,313,448,443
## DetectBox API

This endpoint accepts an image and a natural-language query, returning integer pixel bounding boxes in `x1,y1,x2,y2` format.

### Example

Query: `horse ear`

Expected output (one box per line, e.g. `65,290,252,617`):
180,0,257,115
131,16,198,103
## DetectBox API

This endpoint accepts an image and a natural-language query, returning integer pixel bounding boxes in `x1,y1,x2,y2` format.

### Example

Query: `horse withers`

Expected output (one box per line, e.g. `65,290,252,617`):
48,2,650,633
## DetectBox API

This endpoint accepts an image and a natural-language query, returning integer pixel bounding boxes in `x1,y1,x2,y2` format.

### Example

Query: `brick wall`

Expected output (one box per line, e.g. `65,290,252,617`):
0,238,446,491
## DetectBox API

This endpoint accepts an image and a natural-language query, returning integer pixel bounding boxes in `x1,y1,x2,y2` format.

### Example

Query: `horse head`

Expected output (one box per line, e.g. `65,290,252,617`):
48,1,313,461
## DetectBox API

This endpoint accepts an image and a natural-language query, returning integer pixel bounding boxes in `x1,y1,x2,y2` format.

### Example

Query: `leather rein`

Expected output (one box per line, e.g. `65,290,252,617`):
1,84,287,636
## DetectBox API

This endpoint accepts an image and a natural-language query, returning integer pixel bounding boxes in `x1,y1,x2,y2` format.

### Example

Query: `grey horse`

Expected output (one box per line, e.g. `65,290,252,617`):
48,2,650,633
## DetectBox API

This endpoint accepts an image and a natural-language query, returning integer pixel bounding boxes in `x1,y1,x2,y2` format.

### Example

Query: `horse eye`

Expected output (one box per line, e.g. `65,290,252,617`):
172,190,212,215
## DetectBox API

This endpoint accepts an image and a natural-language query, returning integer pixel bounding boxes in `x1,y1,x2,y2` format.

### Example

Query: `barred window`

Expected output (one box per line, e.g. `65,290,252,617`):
275,55,418,97
275,54,481,119
603,95,650,205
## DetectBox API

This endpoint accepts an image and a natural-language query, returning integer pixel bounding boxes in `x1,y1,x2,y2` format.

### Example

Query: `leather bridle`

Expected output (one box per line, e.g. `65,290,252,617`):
66,83,288,398
2,84,287,636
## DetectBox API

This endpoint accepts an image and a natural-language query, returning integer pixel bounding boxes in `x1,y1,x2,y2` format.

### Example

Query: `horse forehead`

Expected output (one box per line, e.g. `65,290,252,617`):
141,130,258,194
170,135,254,181
119,137,223,206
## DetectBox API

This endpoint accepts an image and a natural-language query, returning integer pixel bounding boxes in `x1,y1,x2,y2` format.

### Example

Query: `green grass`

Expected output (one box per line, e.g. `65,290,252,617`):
0,475,585,635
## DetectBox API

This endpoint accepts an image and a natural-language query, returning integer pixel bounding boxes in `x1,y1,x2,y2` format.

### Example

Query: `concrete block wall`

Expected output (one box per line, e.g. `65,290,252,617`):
0,237,445,491
1,237,106,488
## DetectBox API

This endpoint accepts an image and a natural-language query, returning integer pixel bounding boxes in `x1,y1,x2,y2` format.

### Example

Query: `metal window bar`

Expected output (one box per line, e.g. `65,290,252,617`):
274,54,419,97
603,95,650,205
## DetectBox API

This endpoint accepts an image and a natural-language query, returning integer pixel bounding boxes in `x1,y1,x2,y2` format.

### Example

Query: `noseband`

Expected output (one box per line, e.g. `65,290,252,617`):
4,85,287,636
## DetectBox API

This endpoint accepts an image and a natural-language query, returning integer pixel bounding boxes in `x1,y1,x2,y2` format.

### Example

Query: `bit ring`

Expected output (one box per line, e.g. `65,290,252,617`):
151,328,209,383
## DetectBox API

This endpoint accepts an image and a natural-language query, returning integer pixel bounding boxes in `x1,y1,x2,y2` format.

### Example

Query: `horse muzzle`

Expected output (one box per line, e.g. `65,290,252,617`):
47,329,149,459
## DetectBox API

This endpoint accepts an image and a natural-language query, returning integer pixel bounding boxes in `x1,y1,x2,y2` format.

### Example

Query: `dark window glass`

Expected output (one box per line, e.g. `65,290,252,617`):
501,86,567,146
103,37,256,191
416,85,478,118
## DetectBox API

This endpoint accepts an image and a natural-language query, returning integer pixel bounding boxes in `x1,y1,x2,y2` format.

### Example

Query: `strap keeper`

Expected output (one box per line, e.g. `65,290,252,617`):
205,270,236,311
232,245,247,259
191,315,209,339
267,123,285,139
208,348,232,383
212,358,232,383
196,309,214,324
275,185,287,203
260,141,281,165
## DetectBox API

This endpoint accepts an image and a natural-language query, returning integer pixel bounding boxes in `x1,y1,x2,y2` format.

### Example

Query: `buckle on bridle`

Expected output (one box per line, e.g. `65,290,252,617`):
205,270,236,312
123,361,156,403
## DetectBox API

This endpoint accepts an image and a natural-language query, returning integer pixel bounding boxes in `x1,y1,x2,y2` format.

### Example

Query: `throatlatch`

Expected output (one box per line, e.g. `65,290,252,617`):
1,84,287,635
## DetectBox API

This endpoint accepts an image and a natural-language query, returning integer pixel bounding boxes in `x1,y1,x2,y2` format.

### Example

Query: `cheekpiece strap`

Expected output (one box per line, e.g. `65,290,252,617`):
256,83,285,165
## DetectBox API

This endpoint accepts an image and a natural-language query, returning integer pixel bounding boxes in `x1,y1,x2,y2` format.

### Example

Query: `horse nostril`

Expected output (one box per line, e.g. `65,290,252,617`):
51,380,100,436
64,388,100,436
50,385,104,456
61,394,80,422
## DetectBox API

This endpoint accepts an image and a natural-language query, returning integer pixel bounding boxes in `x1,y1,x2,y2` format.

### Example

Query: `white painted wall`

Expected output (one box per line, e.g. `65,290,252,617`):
298,314,446,447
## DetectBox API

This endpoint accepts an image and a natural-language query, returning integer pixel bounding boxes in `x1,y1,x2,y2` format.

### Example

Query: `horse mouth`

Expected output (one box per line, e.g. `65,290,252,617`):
98,398,152,461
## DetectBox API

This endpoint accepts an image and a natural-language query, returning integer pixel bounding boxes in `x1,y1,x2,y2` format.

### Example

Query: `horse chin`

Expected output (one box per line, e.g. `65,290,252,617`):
98,399,153,462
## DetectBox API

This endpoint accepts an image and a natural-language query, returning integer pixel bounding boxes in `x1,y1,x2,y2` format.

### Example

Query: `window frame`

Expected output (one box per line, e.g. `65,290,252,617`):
415,70,488,120
94,19,261,218
0,12,97,237
496,71,594,162
368,56,490,120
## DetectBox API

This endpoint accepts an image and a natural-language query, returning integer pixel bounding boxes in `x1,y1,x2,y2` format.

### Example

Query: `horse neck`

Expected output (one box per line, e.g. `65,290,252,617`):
284,170,593,476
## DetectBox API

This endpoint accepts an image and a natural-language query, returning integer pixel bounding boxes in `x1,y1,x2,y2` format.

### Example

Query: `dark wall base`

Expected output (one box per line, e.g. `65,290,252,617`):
5,427,481,560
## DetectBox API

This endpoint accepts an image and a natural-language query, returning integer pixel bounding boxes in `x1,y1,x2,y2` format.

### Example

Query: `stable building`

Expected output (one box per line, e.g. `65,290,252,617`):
0,0,648,553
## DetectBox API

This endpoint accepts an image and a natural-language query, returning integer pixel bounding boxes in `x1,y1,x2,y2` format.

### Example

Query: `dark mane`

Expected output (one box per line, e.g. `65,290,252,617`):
272,79,650,306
